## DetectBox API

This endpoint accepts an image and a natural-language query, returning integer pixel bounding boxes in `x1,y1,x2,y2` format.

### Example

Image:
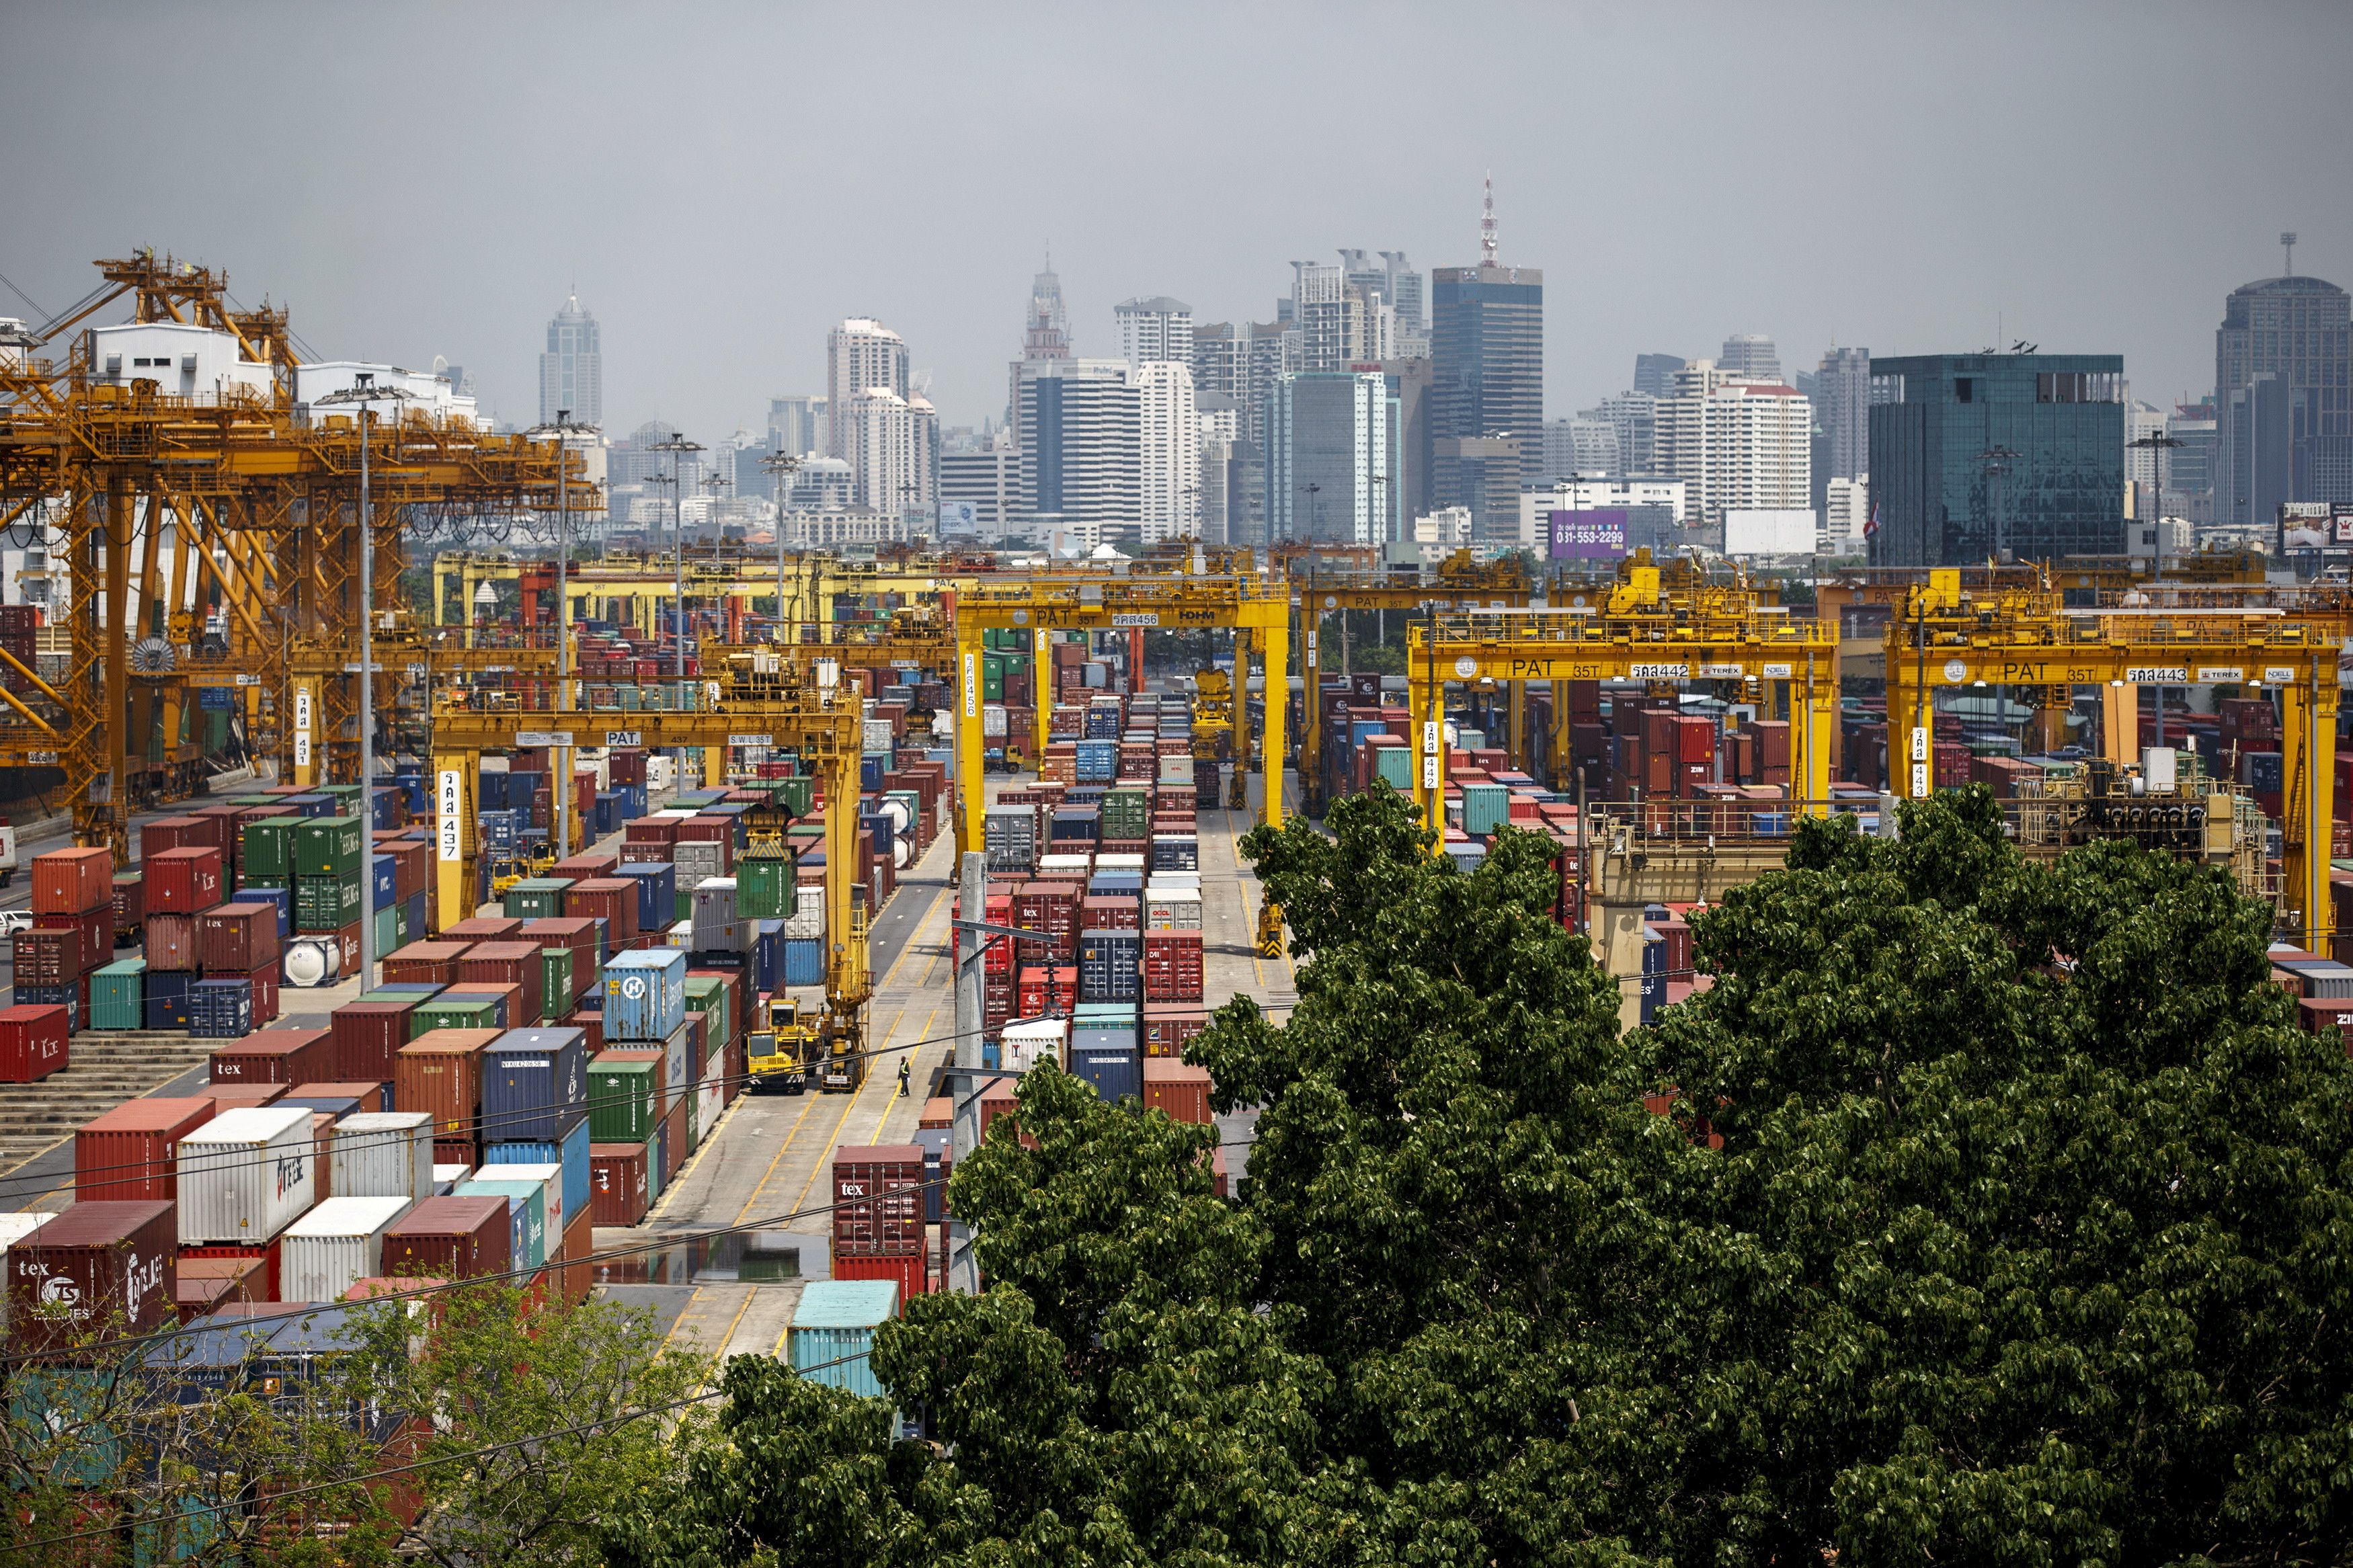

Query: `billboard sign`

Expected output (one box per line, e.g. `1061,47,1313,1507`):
1723,508,1818,555
1549,508,1629,561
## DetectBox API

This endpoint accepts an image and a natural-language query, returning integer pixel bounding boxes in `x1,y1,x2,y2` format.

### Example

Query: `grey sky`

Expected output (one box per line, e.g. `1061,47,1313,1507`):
4,2,2348,442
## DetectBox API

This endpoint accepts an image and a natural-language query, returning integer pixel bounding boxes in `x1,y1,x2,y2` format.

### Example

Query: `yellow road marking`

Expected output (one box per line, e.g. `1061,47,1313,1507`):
709,1284,756,1356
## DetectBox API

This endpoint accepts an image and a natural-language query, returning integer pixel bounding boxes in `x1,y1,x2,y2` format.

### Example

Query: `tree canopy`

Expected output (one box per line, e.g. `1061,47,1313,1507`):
618,786,2353,1567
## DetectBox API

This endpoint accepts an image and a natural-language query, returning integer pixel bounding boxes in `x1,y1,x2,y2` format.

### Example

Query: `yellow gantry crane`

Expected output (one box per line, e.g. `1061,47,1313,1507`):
951,571,1295,852
0,253,586,856
1884,566,2343,949
430,661,875,1062
1406,554,1841,831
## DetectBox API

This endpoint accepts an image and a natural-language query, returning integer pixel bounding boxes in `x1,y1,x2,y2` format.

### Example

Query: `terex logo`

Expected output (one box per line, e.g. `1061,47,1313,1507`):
39,1275,79,1309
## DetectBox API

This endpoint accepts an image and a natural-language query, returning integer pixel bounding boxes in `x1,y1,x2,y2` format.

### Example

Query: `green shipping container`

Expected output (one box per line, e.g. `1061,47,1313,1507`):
541,946,575,1021
241,818,298,882
395,897,413,948
1373,745,1412,790
294,872,364,933
373,905,401,961
774,776,814,818
735,856,794,920
1101,789,1150,841
588,1057,658,1142
408,996,502,1038
293,816,366,876
684,975,730,1059
504,877,572,920
981,655,1005,702
91,958,146,1030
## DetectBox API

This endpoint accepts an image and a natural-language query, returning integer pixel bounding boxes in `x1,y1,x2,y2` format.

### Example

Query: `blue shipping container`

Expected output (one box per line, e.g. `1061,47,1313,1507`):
370,854,399,911
482,1028,589,1142
791,1280,899,1398
614,862,676,936
1070,1039,1141,1103
482,1110,592,1224
235,884,293,938
455,1184,543,1270
782,937,824,988
750,919,785,993
594,792,617,836
602,950,688,1041
190,979,253,1039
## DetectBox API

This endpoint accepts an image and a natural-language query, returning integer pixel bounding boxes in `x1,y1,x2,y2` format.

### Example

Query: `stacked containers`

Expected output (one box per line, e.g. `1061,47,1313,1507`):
381,1194,512,1281
1069,1003,1141,1102
26,846,114,1029
196,903,283,1032
75,1096,218,1202
8,1202,179,1353
281,1196,412,1301
602,950,690,1180
395,1028,500,1166
292,817,367,970
831,1143,928,1302
479,1028,590,1251
178,1106,320,1292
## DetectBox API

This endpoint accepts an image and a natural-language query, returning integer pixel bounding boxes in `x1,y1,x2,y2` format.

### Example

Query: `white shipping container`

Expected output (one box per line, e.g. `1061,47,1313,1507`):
863,719,895,751
1002,1018,1068,1073
1096,854,1146,873
0,1214,56,1328
1144,888,1204,932
647,755,678,790
696,1079,723,1142
281,1195,412,1302
432,1162,472,1194
330,1112,435,1202
489,1161,564,1239
982,704,1008,738
1038,854,1092,875
1148,872,1203,892
179,1107,317,1245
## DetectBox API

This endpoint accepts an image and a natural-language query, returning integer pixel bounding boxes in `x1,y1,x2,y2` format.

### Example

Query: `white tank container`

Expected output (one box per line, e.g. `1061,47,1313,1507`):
179,1107,318,1244
280,1195,412,1302
329,1112,435,1202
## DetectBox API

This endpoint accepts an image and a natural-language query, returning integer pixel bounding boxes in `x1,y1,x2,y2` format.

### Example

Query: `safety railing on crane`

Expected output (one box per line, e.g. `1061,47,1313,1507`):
1425,608,1833,646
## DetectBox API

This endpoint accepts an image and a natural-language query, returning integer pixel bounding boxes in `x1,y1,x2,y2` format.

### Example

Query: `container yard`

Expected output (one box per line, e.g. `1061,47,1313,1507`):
7,250,2353,1530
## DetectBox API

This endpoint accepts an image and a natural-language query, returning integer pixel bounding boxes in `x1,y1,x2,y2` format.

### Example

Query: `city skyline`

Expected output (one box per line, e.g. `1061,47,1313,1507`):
2,6,2343,448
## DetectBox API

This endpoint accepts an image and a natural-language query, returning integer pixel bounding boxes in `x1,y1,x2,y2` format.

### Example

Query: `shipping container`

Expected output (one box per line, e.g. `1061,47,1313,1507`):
177,1107,316,1245
380,1195,511,1281
329,1112,436,1202
602,949,687,1042
454,1180,545,1269
1142,1059,1213,1124
589,1142,649,1226
393,1028,499,1139
196,904,282,973
293,816,367,877
481,1120,590,1228
331,999,416,1083
74,1095,216,1204
831,1145,926,1256
8,1201,177,1354
0,1004,69,1083
281,1196,411,1303
32,848,113,915
789,1278,899,1397
147,847,226,915
209,1028,334,1087
482,1028,588,1142
588,1055,661,1143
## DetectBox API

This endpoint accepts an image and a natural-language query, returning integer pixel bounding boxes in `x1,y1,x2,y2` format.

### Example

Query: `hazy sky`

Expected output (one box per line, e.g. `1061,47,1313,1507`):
4,2,2348,442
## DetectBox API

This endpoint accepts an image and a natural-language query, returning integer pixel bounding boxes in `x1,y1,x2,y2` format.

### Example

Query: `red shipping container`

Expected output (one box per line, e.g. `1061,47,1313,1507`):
204,1083,286,1112
1142,932,1205,1003
210,1027,333,1086
660,1095,687,1184
31,847,112,915
396,1028,498,1139
1142,1002,1209,1058
832,1144,926,1255
434,1137,478,1167
185,804,247,863
1143,1058,1213,1124
442,916,524,943
557,1206,594,1305
623,817,681,845
833,1250,926,1302
332,999,417,1083
175,1255,266,1322
111,872,145,938
382,1196,512,1281
567,1007,605,1054
383,941,471,985
75,1095,217,1202
0,1004,69,1082
10,1201,179,1352
180,1239,282,1303
1080,895,1140,932
1017,965,1079,1017
2298,996,2353,1034
590,1143,649,1226
565,879,639,945
147,847,225,915
456,942,545,1026
144,912,198,973
197,904,282,973
551,852,617,880
35,905,111,975
136,817,208,863
10,925,81,985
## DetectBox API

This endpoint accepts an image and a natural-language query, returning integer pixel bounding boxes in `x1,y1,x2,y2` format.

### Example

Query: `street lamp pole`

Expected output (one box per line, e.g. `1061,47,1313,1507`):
528,409,598,857
649,433,704,770
760,450,804,642
315,371,414,993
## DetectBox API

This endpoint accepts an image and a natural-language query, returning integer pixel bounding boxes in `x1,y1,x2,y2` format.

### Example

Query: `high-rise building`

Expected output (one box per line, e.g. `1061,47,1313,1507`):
1542,417,1620,482
1115,298,1193,367
2166,398,2219,525
2215,267,2353,530
1293,262,1357,373
1339,249,1425,335
1198,320,1298,452
1651,360,1812,526
1594,392,1659,476
1431,436,1522,550
1719,334,1782,382
1196,393,1241,546
826,319,910,485
845,387,935,524
2126,397,2168,508
1020,360,1140,550
1356,357,1434,522
1815,345,1871,481
768,395,824,458
1025,255,1074,362
1263,371,1400,546
1632,354,1685,399
1135,359,1199,544
538,293,601,426
1867,353,2126,565
1824,474,1870,554
1431,179,1542,519
940,435,1020,538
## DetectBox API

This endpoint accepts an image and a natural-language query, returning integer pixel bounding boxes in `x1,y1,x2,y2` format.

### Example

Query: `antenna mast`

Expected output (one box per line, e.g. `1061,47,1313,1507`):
1480,173,1499,267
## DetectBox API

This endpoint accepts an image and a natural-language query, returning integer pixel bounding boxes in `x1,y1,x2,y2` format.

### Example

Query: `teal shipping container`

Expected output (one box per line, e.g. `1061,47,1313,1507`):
789,1278,900,1399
